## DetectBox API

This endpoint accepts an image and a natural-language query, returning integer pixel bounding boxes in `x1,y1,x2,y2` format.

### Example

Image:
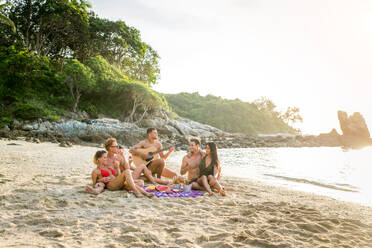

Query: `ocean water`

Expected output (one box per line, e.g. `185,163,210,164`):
169,147,372,206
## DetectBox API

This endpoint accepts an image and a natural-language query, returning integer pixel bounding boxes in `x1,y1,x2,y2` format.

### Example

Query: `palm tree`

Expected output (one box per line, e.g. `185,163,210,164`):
0,1,16,32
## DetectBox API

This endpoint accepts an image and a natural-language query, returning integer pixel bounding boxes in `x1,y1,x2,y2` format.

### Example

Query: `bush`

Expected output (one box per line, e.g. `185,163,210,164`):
12,100,49,120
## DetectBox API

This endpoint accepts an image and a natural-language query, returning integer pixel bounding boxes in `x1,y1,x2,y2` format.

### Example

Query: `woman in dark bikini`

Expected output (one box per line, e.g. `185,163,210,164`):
196,142,226,196
85,150,153,198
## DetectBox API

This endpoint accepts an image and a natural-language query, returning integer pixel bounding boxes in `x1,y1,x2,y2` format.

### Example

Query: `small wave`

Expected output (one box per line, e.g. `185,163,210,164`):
335,183,359,190
264,174,359,193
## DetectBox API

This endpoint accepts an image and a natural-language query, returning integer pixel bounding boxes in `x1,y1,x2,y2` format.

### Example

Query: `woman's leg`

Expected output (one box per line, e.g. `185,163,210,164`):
197,176,214,196
132,164,148,179
134,179,144,187
85,182,105,195
191,181,203,190
208,175,226,196
106,173,126,191
107,170,144,198
135,185,155,198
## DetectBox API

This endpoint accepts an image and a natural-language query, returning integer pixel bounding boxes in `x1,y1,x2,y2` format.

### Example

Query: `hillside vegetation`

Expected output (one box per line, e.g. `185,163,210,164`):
165,93,301,134
0,0,301,135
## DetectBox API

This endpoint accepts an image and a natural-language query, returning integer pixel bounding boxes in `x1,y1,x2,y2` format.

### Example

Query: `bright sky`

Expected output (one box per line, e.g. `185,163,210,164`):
89,0,372,134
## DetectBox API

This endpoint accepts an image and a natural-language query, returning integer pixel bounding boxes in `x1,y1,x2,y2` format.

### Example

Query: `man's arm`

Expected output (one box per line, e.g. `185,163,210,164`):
129,141,149,159
121,156,130,171
128,156,137,170
159,143,174,160
180,156,190,175
114,160,121,175
160,147,174,160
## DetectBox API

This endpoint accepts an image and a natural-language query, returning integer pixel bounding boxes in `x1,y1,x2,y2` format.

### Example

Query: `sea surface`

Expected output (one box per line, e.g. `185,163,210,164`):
169,146,372,206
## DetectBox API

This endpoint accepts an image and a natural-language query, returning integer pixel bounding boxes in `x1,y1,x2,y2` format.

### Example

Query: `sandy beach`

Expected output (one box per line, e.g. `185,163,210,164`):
0,139,372,248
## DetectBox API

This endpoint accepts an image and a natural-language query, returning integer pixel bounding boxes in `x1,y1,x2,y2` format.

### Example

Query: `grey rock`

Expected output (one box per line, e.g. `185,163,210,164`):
59,141,68,148
168,117,226,138
10,120,22,130
0,125,10,132
140,117,167,129
338,111,370,138
22,123,38,131
0,125,10,138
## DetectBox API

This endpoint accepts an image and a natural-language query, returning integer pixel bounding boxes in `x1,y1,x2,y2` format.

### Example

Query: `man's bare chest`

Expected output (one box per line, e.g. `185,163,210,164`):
188,157,201,170
142,142,161,150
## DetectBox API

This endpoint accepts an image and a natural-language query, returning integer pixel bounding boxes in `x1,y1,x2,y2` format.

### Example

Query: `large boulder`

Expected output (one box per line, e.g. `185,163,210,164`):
338,111,370,138
168,117,226,138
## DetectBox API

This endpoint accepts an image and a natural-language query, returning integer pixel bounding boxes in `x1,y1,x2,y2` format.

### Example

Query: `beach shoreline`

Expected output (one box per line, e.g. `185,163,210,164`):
1,139,371,247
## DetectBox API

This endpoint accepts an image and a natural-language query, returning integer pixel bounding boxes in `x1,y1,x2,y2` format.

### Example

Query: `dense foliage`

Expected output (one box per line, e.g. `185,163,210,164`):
165,93,301,134
0,0,164,123
0,0,300,135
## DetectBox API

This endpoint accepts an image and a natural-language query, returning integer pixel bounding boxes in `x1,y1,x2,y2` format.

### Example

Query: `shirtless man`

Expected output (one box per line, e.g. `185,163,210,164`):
180,138,222,190
180,138,205,189
130,127,182,180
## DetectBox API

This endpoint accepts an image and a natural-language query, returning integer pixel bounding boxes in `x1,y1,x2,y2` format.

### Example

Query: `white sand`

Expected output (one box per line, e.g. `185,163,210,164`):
1,139,372,248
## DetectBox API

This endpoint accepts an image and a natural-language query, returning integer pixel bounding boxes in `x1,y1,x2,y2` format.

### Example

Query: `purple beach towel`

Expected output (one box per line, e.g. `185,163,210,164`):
143,187,204,198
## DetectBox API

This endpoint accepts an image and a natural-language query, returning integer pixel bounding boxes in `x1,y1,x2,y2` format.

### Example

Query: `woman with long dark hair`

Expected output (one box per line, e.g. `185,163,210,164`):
196,142,226,196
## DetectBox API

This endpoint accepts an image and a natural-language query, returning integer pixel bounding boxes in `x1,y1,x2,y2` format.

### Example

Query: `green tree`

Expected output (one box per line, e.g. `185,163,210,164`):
280,107,303,125
59,59,94,112
6,0,90,61
253,97,276,112
87,14,160,86
0,1,15,32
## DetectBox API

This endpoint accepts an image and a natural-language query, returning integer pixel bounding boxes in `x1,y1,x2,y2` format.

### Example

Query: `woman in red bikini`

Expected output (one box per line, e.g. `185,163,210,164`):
85,150,153,198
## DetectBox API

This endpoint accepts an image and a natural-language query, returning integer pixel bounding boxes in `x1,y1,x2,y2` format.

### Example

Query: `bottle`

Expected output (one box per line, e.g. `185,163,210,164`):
184,174,189,185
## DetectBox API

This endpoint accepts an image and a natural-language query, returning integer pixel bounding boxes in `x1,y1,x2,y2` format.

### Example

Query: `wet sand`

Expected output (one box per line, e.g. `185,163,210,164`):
1,139,372,248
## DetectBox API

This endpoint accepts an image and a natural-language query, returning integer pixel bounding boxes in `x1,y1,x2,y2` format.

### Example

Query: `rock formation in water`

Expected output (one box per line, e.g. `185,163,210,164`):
338,111,370,138
337,111,372,147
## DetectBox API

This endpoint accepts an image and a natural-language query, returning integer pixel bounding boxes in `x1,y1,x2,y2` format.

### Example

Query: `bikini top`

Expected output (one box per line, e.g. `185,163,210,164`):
100,168,116,177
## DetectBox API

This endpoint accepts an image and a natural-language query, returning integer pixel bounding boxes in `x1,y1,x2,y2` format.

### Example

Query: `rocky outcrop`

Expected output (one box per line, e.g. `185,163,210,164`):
338,111,370,138
1,111,371,149
139,117,227,137
337,111,372,147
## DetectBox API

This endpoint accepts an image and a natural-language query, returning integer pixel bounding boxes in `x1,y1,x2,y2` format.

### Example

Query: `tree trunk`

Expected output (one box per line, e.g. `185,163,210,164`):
135,106,149,124
73,88,81,113
126,97,140,122
67,81,76,112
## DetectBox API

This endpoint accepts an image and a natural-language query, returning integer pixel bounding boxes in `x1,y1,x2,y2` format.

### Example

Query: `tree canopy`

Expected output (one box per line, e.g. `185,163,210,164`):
0,0,164,123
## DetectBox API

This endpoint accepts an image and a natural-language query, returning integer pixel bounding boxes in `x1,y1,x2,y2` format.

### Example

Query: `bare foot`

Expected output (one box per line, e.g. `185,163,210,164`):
85,186,100,195
133,191,144,198
219,189,227,196
208,191,215,196
145,192,155,198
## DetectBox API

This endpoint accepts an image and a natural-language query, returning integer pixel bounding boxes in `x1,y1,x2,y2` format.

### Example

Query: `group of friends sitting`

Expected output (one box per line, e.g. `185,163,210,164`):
85,127,226,198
